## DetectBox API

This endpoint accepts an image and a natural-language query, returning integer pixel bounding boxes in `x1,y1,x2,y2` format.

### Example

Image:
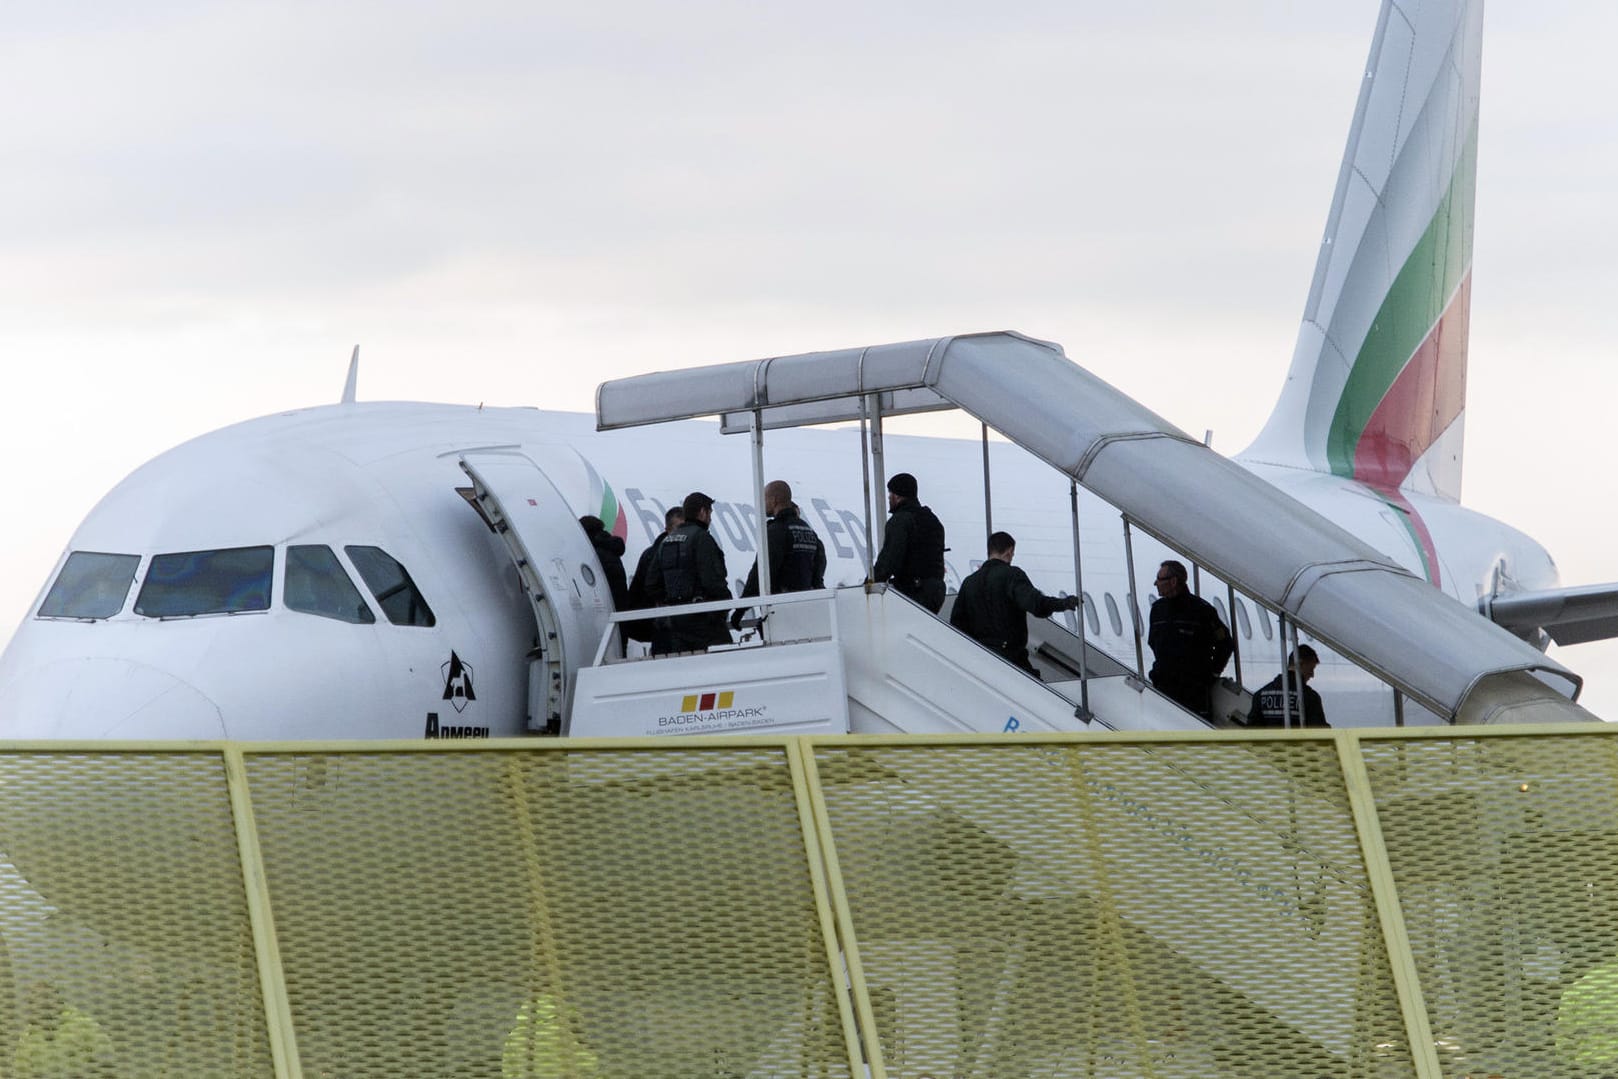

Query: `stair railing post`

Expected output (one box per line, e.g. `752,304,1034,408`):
981,422,994,552
869,394,886,549
1070,480,1091,718
1122,515,1145,681
857,394,874,580
1226,583,1243,689
1278,613,1294,729
751,408,771,600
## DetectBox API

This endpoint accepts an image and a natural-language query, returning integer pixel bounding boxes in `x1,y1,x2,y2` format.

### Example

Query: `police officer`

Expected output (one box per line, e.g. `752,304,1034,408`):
950,531,1079,677
1246,644,1329,727
870,472,947,613
731,480,828,630
1146,559,1233,719
625,505,683,649
644,492,731,654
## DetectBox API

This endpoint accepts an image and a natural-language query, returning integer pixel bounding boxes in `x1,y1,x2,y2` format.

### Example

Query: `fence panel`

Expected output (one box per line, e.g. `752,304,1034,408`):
0,750,273,1078
0,729,1612,1078
243,744,854,1078
1362,730,1618,1078
807,737,1417,1078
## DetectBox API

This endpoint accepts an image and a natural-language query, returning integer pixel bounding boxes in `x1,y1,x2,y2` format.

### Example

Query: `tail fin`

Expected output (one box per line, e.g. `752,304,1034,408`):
1241,0,1482,504
341,345,359,405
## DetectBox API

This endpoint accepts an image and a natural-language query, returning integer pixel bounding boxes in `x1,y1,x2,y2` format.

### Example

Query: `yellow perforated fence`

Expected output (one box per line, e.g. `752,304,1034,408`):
0,728,1614,1077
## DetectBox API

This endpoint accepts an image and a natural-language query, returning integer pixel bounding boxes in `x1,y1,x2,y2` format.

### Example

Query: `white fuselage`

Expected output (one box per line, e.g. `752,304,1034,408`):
0,402,1560,738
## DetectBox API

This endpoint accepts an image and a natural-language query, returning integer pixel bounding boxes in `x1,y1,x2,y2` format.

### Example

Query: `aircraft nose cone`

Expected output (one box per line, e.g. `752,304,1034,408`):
0,657,225,740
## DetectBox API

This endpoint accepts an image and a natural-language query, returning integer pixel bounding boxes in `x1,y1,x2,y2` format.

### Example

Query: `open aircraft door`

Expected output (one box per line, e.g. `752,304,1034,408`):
459,452,613,734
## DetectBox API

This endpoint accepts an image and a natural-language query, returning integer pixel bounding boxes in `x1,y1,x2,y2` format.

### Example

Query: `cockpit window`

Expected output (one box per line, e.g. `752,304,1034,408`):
286,545,376,624
344,546,436,627
38,551,140,619
135,546,273,618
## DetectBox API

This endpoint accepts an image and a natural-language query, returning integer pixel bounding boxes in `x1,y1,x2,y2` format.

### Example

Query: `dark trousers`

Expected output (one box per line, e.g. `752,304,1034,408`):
1006,647,1042,680
897,578,946,614
1151,674,1210,719
653,613,732,656
969,636,1044,681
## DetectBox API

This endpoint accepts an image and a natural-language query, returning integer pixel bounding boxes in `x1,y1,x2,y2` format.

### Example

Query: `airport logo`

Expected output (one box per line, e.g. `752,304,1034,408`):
681,690,734,713
658,688,767,730
441,651,476,713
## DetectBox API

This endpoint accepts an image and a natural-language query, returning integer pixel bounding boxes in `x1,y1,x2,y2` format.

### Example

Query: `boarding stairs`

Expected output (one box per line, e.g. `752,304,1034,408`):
587,332,1594,730
568,585,1216,737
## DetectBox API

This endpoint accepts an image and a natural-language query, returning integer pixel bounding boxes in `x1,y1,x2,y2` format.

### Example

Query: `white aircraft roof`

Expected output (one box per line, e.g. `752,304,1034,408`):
595,332,1580,721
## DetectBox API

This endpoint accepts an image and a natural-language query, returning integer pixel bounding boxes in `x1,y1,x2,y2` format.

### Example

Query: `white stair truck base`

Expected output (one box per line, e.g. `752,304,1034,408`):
569,586,1209,738
569,638,849,738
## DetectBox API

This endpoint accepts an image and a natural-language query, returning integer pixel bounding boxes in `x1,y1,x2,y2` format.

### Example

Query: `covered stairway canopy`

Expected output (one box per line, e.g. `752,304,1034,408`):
595,331,1584,724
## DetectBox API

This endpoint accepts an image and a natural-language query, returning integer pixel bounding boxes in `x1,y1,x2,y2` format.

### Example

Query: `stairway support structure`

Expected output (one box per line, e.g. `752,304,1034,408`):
595,332,1588,725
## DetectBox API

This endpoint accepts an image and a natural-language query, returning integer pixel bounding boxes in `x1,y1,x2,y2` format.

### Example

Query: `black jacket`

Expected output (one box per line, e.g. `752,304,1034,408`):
622,534,666,644
741,506,827,598
872,499,946,609
1247,671,1328,728
646,521,730,606
626,536,664,612
645,520,731,650
1147,590,1233,688
585,529,629,611
950,558,1066,669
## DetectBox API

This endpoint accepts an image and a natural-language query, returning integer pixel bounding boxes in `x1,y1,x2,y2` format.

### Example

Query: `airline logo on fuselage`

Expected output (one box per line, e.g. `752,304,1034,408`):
424,712,490,739
442,651,476,713
426,650,488,737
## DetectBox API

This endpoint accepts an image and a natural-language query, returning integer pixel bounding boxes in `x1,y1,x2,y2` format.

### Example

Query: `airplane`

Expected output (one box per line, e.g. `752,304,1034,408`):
0,0,1612,741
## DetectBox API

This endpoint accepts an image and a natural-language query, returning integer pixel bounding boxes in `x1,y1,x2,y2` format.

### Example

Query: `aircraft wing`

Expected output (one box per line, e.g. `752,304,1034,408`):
1481,583,1618,646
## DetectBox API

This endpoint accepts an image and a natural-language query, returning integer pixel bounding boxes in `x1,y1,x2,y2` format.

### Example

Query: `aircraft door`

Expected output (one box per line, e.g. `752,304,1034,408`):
460,452,613,734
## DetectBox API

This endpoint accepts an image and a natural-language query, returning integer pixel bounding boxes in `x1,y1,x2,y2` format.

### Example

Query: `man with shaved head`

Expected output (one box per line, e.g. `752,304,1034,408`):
1147,558,1233,719
733,479,826,629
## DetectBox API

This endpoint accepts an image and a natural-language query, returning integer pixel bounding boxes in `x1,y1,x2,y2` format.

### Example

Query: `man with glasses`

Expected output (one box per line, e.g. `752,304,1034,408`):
1147,559,1233,719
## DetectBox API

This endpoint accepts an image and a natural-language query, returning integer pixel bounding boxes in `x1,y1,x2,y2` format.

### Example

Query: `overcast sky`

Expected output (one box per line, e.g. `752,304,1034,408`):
2,1,1614,717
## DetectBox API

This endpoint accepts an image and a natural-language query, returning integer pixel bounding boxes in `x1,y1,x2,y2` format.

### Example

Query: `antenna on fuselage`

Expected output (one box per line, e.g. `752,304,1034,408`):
340,345,359,405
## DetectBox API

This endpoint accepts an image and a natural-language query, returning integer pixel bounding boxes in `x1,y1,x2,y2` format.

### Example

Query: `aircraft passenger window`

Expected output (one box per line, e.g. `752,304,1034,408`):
286,545,376,625
1104,593,1123,637
1258,605,1273,640
135,546,273,618
1234,598,1252,639
345,546,436,627
1082,592,1099,636
1211,596,1228,624
38,551,140,620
